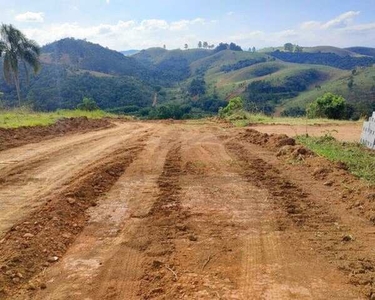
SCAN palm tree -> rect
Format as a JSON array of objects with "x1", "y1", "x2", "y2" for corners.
[{"x1": 0, "y1": 24, "x2": 41, "y2": 106}]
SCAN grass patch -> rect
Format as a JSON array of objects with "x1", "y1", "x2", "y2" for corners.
[
  {"x1": 0, "y1": 108, "x2": 116, "y2": 129},
  {"x1": 297, "y1": 134, "x2": 375, "y2": 183}
]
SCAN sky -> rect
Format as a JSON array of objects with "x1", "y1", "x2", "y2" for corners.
[{"x1": 1, "y1": 0, "x2": 375, "y2": 51}]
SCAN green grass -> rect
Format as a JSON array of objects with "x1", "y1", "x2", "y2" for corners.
[
  {"x1": 0, "y1": 108, "x2": 115, "y2": 129},
  {"x1": 297, "y1": 134, "x2": 375, "y2": 183}
]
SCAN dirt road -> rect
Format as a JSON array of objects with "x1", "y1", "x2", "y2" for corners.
[{"x1": 1, "y1": 121, "x2": 374, "y2": 299}]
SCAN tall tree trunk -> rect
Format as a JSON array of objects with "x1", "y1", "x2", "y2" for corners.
[
  {"x1": 12, "y1": 72, "x2": 21, "y2": 107},
  {"x1": 152, "y1": 92, "x2": 158, "y2": 107}
]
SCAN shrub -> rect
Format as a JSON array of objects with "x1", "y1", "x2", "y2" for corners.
[
  {"x1": 219, "y1": 97, "x2": 244, "y2": 118},
  {"x1": 307, "y1": 92, "x2": 349, "y2": 119},
  {"x1": 77, "y1": 97, "x2": 99, "y2": 111}
]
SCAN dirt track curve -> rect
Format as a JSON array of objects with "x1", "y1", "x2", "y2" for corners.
[{"x1": 1, "y1": 121, "x2": 375, "y2": 299}]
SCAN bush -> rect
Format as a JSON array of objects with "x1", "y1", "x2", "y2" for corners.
[
  {"x1": 77, "y1": 97, "x2": 99, "y2": 111},
  {"x1": 307, "y1": 92, "x2": 349, "y2": 119},
  {"x1": 219, "y1": 97, "x2": 244, "y2": 118}
]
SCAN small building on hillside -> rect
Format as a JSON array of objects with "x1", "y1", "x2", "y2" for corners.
[{"x1": 360, "y1": 112, "x2": 375, "y2": 149}]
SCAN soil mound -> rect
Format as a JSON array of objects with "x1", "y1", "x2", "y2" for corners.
[{"x1": 0, "y1": 117, "x2": 112, "y2": 151}]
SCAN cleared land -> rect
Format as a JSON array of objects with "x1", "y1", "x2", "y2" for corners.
[
  {"x1": 249, "y1": 122, "x2": 362, "y2": 142},
  {"x1": 1, "y1": 120, "x2": 375, "y2": 299}
]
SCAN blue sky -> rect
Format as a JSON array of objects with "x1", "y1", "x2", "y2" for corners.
[{"x1": 1, "y1": 0, "x2": 375, "y2": 50}]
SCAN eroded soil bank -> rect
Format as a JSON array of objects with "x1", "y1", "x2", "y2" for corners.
[{"x1": 0, "y1": 117, "x2": 113, "y2": 151}]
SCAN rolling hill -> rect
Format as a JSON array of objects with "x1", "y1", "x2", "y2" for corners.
[
  {"x1": 0, "y1": 38, "x2": 155, "y2": 111},
  {"x1": 1, "y1": 38, "x2": 375, "y2": 118}
]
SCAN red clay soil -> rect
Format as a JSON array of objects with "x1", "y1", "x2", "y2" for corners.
[
  {"x1": 0, "y1": 117, "x2": 113, "y2": 152},
  {"x1": 2, "y1": 123, "x2": 375, "y2": 299},
  {"x1": 232, "y1": 128, "x2": 375, "y2": 297},
  {"x1": 0, "y1": 134, "x2": 148, "y2": 297}
]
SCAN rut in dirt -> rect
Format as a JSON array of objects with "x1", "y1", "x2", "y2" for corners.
[
  {"x1": 0, "y1": 135, "x2": 149, "y2": 298},
  {"x1": 138, "y1": 142, "x2": 191, "y2": 299},
  {"x1": 226, "y1": 136, "x2": 375, "y2": 298}
]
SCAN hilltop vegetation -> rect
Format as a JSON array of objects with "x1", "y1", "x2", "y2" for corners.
[{"x1": 1, "y1": 38, "x2": 375, "y2": 119}]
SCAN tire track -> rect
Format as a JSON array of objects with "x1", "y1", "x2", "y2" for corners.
[
  {"x1": 0, "y1": 133, "x2": 150, "y2": 298},
  {"x1": 225, "y1": 140, "x2": 365, "y2": 299},
  {"x1": 0, "y1": 124, "x2": 150, "y2": 238},
  {"x1": 27, "y1": 128, "x2": 173, "y2": 300},
  {"x1": 138, "y1": 142, "x2": 187, "y2": 299}
]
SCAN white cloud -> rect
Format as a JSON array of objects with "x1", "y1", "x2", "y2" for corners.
[
  {"x1": 301, "y1": 11, "x2": 360, "y2": 30},
  {"x1": 15, "y1": 11, "x2": 44, "y2": 23},
  {"x1": 106, "y1": 0, "x2": 110, "y2": 4},
  {"x1": 227, "y1": 11, "x2": 234, "y2": 16},
  {"x1": 300, "y1": 21, "x2": 321, "y2": 30},
  {"x1": 321, "y1": 11, "x2": 360, "y2": 29},
  {"x1": 19, "y1": 11, "x2": 375, "y2": 51},
  {"x1": 23, "y1": 18, "x2": 209, "y2": 50}
]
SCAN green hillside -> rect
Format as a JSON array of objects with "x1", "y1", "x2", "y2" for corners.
[
  {"x1": 1, "y1": 38, "x2": 375, "y2": 119},
  {"x1": 282, "y1": 66, "x2": 375, "y2": 116},
  {"x1": 42, "y1": 38, "x2": 149, "y2": 78},
  {"x1": 0, "y1": 39, "x2": 155, "y2": 111},
  {"x1": 302, "y1": 46, "x2": 360, "y2": 57},
  {"x1": 346, "y1": 47, "x2": 375, "y2": 58}
]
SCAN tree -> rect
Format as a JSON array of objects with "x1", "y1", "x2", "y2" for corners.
[
  {"x1": 284, "y1": 43, "x2": 294, "y2": 52},
  {"x1": 214, "y1": 43, "x2": 229, "y2": 52},
  {"x1": 203, "y1": 41, "x2": 208, "y2": 49},
  {"x1": 163, "y1": 44, "x2": 166, "y2": 49},
  {"x1": 218, "y1": 97, "x2": 244, "y2": 118},
  {"x1": 348, "y1": 76, "x2": 354, "y2": 89},
  {"x1": 294, "y1": 45, "x2": 303, "y2": 52},
  {"x1": 229, "y1": 42, "x2": 243, "y2": 51},
  {"x1": 184, "y1": 44, "x2": 188, "y2": 50},
  {"x1": 188, "y1": 78, "x2": 206, "y2": 96},
  {"x1": 252, "y1": 47, "x2": 256, "y2": 53},
  {"x1": 0, "y1": 24, "x2": 41, "y2": 106},
  {"x1": 198, "y1": 41, "x2": 202, "y2": 48},
  {"x1": 307, "y1": 92, "x2": 348, "y2": 119},
  {"x1": 77, "y1": 97, "x2": 99, "y2": 111}
]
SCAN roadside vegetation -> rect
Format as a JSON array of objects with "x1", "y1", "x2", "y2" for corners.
[
  {"x1": 297, "y1": 133, "x2": 375, "y2": 183},
  {"x1": 218, "y1": 96, "x2": 360, "y2": 127},
  {"x1": 0, "y1": 108, "x2": 114, "y2": 129}
]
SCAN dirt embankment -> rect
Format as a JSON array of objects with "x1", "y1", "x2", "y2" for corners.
[{"x1": 0, "y1": 117, "x2": 113, "y2": 151}]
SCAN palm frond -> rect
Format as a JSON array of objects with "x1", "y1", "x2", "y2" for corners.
[
  {"x1": 25, "y1": 39, "x2": 41, "y2": 56},
  {"x1": 23, "y1": 49, "x2": 40, "y2": 74},
  {"x1": 0, "y1": 41, "x2": 7, "y2": 57},
  {"x1": 3, "y1": 52, "x2": 14, "y2": 84}
]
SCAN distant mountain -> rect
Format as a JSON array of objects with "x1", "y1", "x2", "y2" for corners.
[
  {"x1": 42, "y1": 38, "x2": 149, "y2": 78},
  {"x1": 302, "y1": 46, "x2": 359, "y2": 57},
  {"x1": 120, "y1": 50, "x2": 140, "y2": 56},
  {"x1": 346, "y1": 47, "x2": 375, "y2": 58}
]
